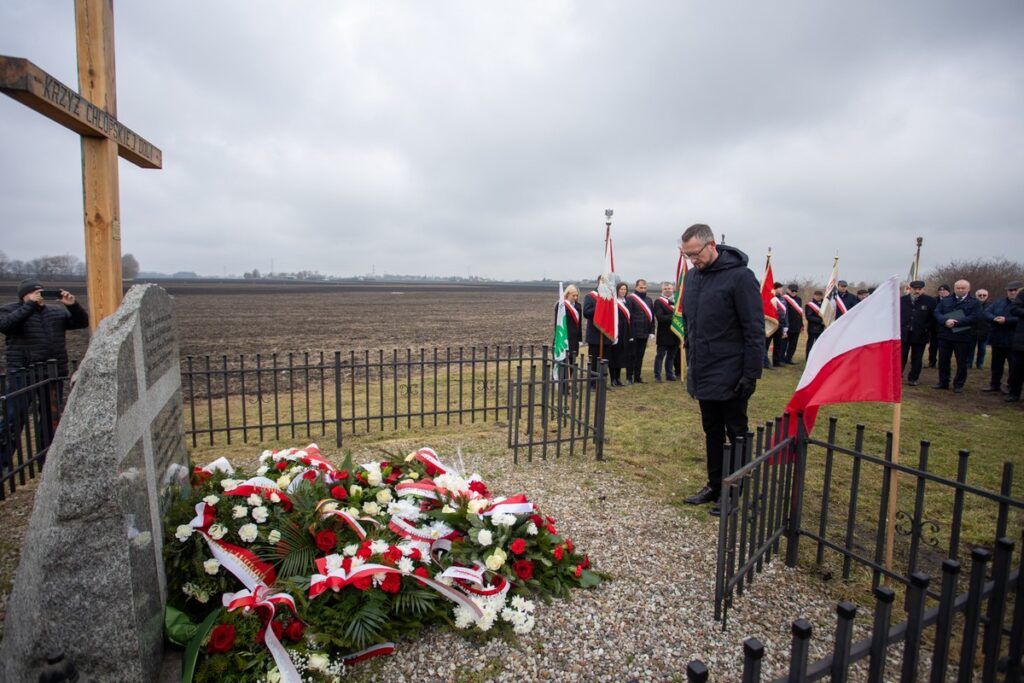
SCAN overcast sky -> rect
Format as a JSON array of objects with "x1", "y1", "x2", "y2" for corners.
[{"x1": 2, "y1": 1, "x2": 1022, "y2": 284}]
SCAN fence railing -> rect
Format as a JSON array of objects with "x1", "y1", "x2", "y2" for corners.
[
  {"x1": 0, "y1": 361, "x2": 67, "y2": 500},
  {"x1": 708, "y1": 413, "x2": 1024, "y2": 680}
]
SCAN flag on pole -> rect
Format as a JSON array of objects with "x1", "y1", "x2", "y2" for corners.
[
  {"x1": 760, "y1": 254, "x2": 780, "y2": 337},
  {"x1": 671, "y1": 252, "x2": 688, "y2": 343},
  {"x1": 593, "y1": 225, "x2": 618, "y2": 342},
  {"x1": 552, "y1": 282, "x2": 568, "y2": 380},
  {"x1": 785, "y1": 276, "x2": 902, "y2": 435},
  {"x1": 820, "y1": 256, "x2": 840, "y2": 327},
  {"x1": 906, "y1": 260, "x2": 917, "y2": 285}
]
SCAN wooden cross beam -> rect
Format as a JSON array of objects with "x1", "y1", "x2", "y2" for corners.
[{"x1": 0, "y1": 0, "x2": 162, "y2": 331}]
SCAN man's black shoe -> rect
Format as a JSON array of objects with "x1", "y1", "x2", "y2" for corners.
[
  {"x1": 982, "y1": 386, "x2": 1000, "y2": 392},
  {"x1": 634, "y1": 378, "x2": 644, "y2": 384},
  {"x1": 908, "y1": 380, "x2": 918, "y2": 386},
  {"x1": 684, "y1": 485, "x2": 717, "y2": 505},
  {"x1": 954, "y1": 387, "x2": 963, "y2": 394},
  {"x1": 654, "y1": 376, "x2": 662, "y2": 383},
  {"x1": 666, "y1": 375, "x2": 677, "y2": 381},
  {"x1": 709, "y1": 505, "x2": 721, "y2": 517}
]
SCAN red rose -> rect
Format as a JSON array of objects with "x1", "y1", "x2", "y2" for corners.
[
  {"x1": 330, "y1": 485, "x2": 348, "y2": 500},
  {"x1": 530, "y1": 514, "x2": 543, "y2": 528},
  {"x1": 510, "y1": 538, "x2": 527, "y2": 555},
  {"x1": 353, "y1": 575, "x2": 372, "y2": 591},
  {"x1": 574, "y1": 564, "x2": 583, "y2": 578},
  {"x1": 254, "y1": 620, "x2": 283, "y2": 645},
  {"x1": 468, "y1": 480, "x2": 490, "y2": 498},
  {"x1": 275, "y1": 460, "x2": 289, "y2": 471},
  {"x1": 315, "y1": 530, "x2": 337, "y2": 552},
  {"x1": 565, "y1": 538, "x2": 574, "y2": 554},
  {"x1": 191, "y1": 467, "x2": 212, "y2": 486},
  {"x1": 581, "y1": 554, "x2": 590, "y2": 569},
  {"x1": 383, "y1": 546, "x2": 403, "y2": 564},
  {"x1": 301, "y1": 456, "x2": 312, "y2": 466},
  {"x1": 409, "y1": 548, "x2": 423, "y2": 561},
  {"x1": 380, "y1": 573, "x2": 402, "y2": 594},
  {"x1": 553, "y1": 546, "x2": 564, "y2": 561},
  {"x1": 356, "y1": 472, "x2": 368, "y2": 484},
  {"x1": 413, "y1": 566, "x2": 430, "y2": 579},
  {"x1": 207, "y1": 624, "x2": 235, "y2": 653},
  {"x1": 513, "y1": 559, "x2": 534, "y2": 581},
  {"x1": 284, "y1": 620, "x2": 305, "y2": 641}
]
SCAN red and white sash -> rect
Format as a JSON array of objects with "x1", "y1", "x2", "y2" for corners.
[
  {"x1": 656, "y1": 296, "x2": 672, "y2": 311},
  {"x1": 616, "y1": 300, "x2": 631, "y2": 321},
  {"x1": 628, "y1": 293, "x2": 653, "y2": 322},
  {"x1": 783, "y1": 294, "x2": 804, "y2": 317},
  {"x1": 806, "y1": 300, "x2": 822, "y2": 315},
  {"x1": 835, "y1": 295, "x2": 848, "y2": 314},
  {"x1": 564, "y1": 302, "x2": 580, "y2": 326}
]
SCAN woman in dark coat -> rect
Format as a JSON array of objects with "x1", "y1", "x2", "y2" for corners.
[{"x1": 608, "y1": 282, "x2": 633, "y2": 386}]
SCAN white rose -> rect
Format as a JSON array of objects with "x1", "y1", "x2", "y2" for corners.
[
  {"x1": 218, "y1": 479, "x2": 238, "y2": 491},
  {"x1": 349, "y1": 484, "x2": 363, "y2": 497},
  {"x1": 485, "y1": 548, "x2": 507, "y2": 571},
  {"x1": 256, "y1": 465, "x2": 269, "y2": 476},
  {"x1": 174, "y1": 525, "x2": 193, "y2": 542},
  {"x1": 252, "y1": 506, "x2": 269, "y2": 523},
  {"x1": 362, "y1": 501, "x2": 380, "y2": 516},
  {"x1": 321, "y1": 501, "x2": 338, "y2": 513},
  {"x1": 408, "y1": 471, "x2": 420, "y2": 480},
  {"x1": 208, "y1": 524, "x2": 227, "y2": 540},
  {"x1": 203, "y1": 558, "x2": 220, "y2": 575},
  {"x1": 202, "y1": 495, "x2": 220, "y2": 506},
  {"x1": 307, "y1": 653, "x2": 330, "y2": 672},
  {"x1": 238, "y1": 523, "x2": 258, "y2": 543},
  {"x1": 367, "y1": 471, "x2": 383, "y2": 486},
  {"x1": 477, "y1": 529, "x2": 493, "y2": 547},
  {"x1": 266, "y1": 668, "x2": 281, "y2": 683},
  {"x1": 268, "y1": 529, "x2": 282, "y2": 544},
  {"x1": 375, "y1": 489, "x2": 392, "y2": 504},
  {"x1": 277, "y1": 475, "x2": 291, "y2": 488},
  {"x1": 467, "y1": 499, "x2": 488, "y2": 514},
  {"x1": 247, "y1": 493, "x2": 262, "y2": 506},
  {"x1": 232, "y1": 505, "x2": 248, "y2": 519}
]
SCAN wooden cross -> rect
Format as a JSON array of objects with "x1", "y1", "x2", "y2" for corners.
[{"x1": 0, "y1": 0, "x2": 161, "y2": 331}]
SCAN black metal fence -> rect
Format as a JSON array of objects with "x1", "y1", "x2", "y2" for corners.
[
  {"x1": 708, "y1": 413, "x2": 1024, "y2": 680},
  {"x1": 181, "y1": 345, "x2": 605, "y2": 461},
  {"x1": 0, "y1": 361, "x2": 68, "y2": 500}
]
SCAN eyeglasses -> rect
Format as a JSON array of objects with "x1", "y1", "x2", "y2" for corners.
[{"x1": 680, "y1": 241, "x2": 710, "y2": 260}]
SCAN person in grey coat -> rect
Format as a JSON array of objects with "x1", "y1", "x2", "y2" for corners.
[{"x1": 679, "y1": 224, "x2": 763, "y2": 514}]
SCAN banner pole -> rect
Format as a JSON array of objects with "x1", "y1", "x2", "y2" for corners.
[{"x1": 884, "y1": 402, "x2": 902, "y2": 582}]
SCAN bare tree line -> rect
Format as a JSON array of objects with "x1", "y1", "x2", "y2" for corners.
[{"x1": 0, "y1": 252, "x2": 139, "y2": 280}]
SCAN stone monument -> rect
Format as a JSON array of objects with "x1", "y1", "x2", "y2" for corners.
[{"x1": 0, "y1": 284, "x2": 188, "y2": 682}]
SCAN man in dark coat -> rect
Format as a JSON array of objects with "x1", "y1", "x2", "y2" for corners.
[
  {"x1": 766, "y1": 282, "x2": 787, "y2": 367},
  {"x1": 986, "y1": 281, "x2": 1021, "y2": 396},
  {"x1": 679, "y1": 224, "x2": 763, "y2": 515},
  {"x1": 582, "y1": 276, "x2": 611, "y2": 384},
  {"x1": 804, "y1": 290, "x2": 825, "y2": 357},
  {"x1": 899, "y1": 280, "x2": 936, "y2": 386},
  {"x1": 653, "y1": 281, "x2": 679, "y2": 382},
  {"x1": 928, "y1": 284, "x2": 951, "y2": 367},
  {"x1": 933, "y1": 279, "x2": 982, "y2": 393},
  {"x1": 834, "y1": 280, "x2": 859, "y2": 318},
  {"x1": 626, "y1": 279, "x2": 654, "y2": 383},
  {"x1": 1, "y1": 279, "x2": 89, "y2": 473},
  {"x1": 782, "y1": 284, "x2": 804, "y2": 364},
  {"x1": 1006, "y1": 289, "x2": 1024, "y2": 402}
]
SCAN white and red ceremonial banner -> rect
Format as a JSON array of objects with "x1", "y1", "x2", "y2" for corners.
[
  {"x1": 552, "y1": 282, "x2": 568, "y2": 380},
  {"x1": 785, "y1": 276, "x2": 902, "y2": 435},
  {"x1": 820, "y1": 256, "x2": 840, "y2": 327},
  {"x1": 760, "y1": 256, "x2": 780, "y2": 337},
  {"x1": 593, "y1": 226, "x2": 618, "y2": 342}
]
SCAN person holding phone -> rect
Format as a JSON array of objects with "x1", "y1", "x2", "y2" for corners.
[{"x1": 1, "y1": 279, "x2": 89, "y2": 474}]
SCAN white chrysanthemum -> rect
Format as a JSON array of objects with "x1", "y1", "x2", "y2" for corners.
[
  {"x1": 325, "y1": 554, "x2": 343, "y2": 571},
  {"x1": 513, "y1": 614, "x2": 536, "y2": 634},
  {"x1": 269, "y1": 492, "x2": 281, "y2": 504},
  {"x1": 202, "y1": 494, "x2": 220, "y2": 506},
  {"x1": 397, "y1": 540, "x2": 431, "y2": 558},
  {"x1": 256, "y1": 465, "x2": 269, "y2": 476},
  {"x1": 510, "y1": 596, "x2": 535, "y2": 612},
  {"x1": 491, "y1": 512, "x2": 517, "y2": 527},
  {"x1": 526, "y1": 522, "x2": 538, "y2": 536},
  {"x1": 259, "y1": 450, "x2": 274, "y2": 463},
  {"x1": 476, "y1": 529, "x2": 493, "y2": 547},
  {"x1": 428, "y1": 521, "x2": 454, "y2": 539},
  {"x1": 375, "y1": 489, "x2": 392, "y2": 504},
  {"x1": 370, "y1": 539, "x2": 389, "y2": 555},
  {"x1": 268, "y1": 529, "x2": 281, "y2": 544},
  {"x1": 238, "y1": 523, "x2": 258, "y2": 543},
  {"x1": 453, "y1": 605, "x2": 476, "y2": 629},
  {"x1": 387, "y1": 499, "x2": 423, "y2": 521},
  {"x1": 398, "y1": 557, "x2": 414, "y2": 573},
  {"x1": 175, "y1": 525, "x2": 193, "y2": 542},
  {"x1": 252, "y1": 506, "x2": 269, "y2": 523},
  {"x1": 501, "y1": 607, "x2": 516, "y2": 623},
  {"x1": 362, "y1": 501, "x2": 380, "y2": 516},
  {"x1": 208, "y1": 523, "x2": 227, "y2": 540},
  {"x1": 218, "y1": 479, "x2": 238, "y2": 491},
  {"x1": 246, "y1": 493, "x2": 262, "y2": 506},
  {"x1": 434, "y1": 473, "x2": 468, "y2": 494},
  {"x1": 203, "y1": 558, "x2": 220, "y2": 575},
  {"x1": 350, "y1": 556, "x2": 365, "y2": 569},
  {"x1": 232, "y1": 505, "x2": 248, "y2": 519},
  {"x1": 343, "y1": 544, "x2": 358, "y2": 557},
  {"x1": 477, "y1": 612, "x2": 496, "y2": 632}
]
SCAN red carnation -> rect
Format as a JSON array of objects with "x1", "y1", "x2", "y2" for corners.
[
  {"x1": 330, "y1": 485, "x2": 348, "y2": 500},
  {"x1": 381, "y1": 573, "x2": 402, "y2": 594},
  {"x1": 510, "y1": 538, "x2": 527, "y2": 555},
  {"x1": 275, "y1": 460, "x2": 289, "y2": 471},
  {"x1": 409, "y1": 548, "x2": 423, "y2": 561},
  {"x1": 530, "y1": 514, "x2": 543, "y2": 528},
  {"x1": 301, "y1": 456, "x2": 312, "y2": 466},
  {"x1": 574, "y1": 564, "x2": 583, "y2": 578},
  {"x1": 413, "y1": 566, "x2": 430, "y2": 579},
  {"x1": 353, "y1": 575, "x2": 372, "y2": 591},
  {"x1": 334, "y1": 470, "x2": 349, "y2": 480},
  {"x1": 468, "y1": 480, "x2": 490, "y2": 498},
  {"x1": 356, "y1": 546, "x2": 372, "y2": 561},
  {"x1": 546, "y1": 523, "x2": 558, "y2": 535},
  {"x1": 383, "y1": 546, "x2": 403, "y2": 564},
  {"x1": 284, "y1": 620, "x2": 305, "y2": 641},
  {"x1": 546, "y1": 515, "x2": 556, "y2": 524},
  {"x1": 191, "y1": 468, "x2": 212, "y2": 486},
  {"x1": 566, "y1": 538, "x2": 574, "y2": 554},
  {"x1": 314, "y1": 530, "x2": 337, "y2": 552},
  {"x1": 582, "y1": 554, "x2": 590, "y2": 569},
  {"x1": 553, "y1": 546, "x2": 564, "y2": 561},
  {"x1": 513, "y1": 559, "x2": 534, "y2": 581},
  {"x1": 207, "y1": 624, "x2": 236, "y2": 653}
]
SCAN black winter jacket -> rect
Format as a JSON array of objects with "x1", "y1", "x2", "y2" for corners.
[
  {"x1": 653, "y1": 296, "x2": 679, "y2": 347},
  {"x1": 0, "y1": 300, "x2": 89, "y2": 375},
  {"x1": 934, "y1": 295, "x2": 982, "y2": 342},
  {"x1": 627, "y1": 292, "x2": 654, "y2": 337},
  {"x1": 681, "y1": 245, "x2": 764, "y2": 401},
  {"x1": 986, "y1": 296, "x2": 1018, "y2": 348},
  {"x1": 805, "y1": 300, "x2": 825, "y2": 336},
  {"x1": 900, "y1": 294, "x2": 936, "y2": 345},
  {"x1": 1011, "y1": 292, "x2": 1024, "y2": 352}
]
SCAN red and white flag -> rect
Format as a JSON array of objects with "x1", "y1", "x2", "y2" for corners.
[
  {"x1": 760, "y1": 257, "x2": 779, "y2": 337},
  {"x1": 785, "y1": 276, "x2": 902, "y2": 435},
  {"x1": 593, "y1": 225, "x2": 618, "y2": 342}
]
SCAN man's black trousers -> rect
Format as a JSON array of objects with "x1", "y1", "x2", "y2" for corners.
[{"x1": 698, "y1": 396, "x2": 749, "y2": 497}]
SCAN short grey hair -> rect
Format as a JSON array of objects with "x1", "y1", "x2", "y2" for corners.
[{"x1": 681, "y1": 223, "x2": 714, "y2": 244}]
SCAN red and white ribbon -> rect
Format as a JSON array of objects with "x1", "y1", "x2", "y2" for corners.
[
  {"x1": 481, "y1": 494, "x2": 534, "y2": 517},
  {"x1": 408, "y1": 447, "x2": 447, "y2": 475},
  {"x1": 342, "y1": 642, "x2": 396, "y2": 664},
  {"x1": 395, "y1": 479, "x2": 446, "y2": 500},
  {"x1": 317, "y1": 504, "x2": 380, "y2": 541},
  {"x1": 440, "y1": 562, "x2": 510, "y2": 597},
  {"x1": 189, "y1": 502, "x2": 277, "y2": 589},
  {"x1": 389, "y1": 516, "x2": 458, "y2": 543},
  {"x1": 223, "y1": 477, "x2": 294, "y2": 511},
  {"x1": 222, "y1": 586, "x2": 302, "y2": 683}
]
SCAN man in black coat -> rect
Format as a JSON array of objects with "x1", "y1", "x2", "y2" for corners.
[
  {"x1": 1, "y1": 279, "x2": 89, "y2": 473},
  {"x1": 968, "y1": 288, "x2": 991, "y2": 369},
  {"x1": 933, "y1": 279, "x2": 982, "y2": 393},
  {"x1": 653, "y1": 281, "x2": 679, "y2": 382},
  {"x1": 782, "y1": 284, "x2": 804, "y2": 364},
  {"x1": 766, "y1": 282, "x2": 787, "y2": 367},
  {"x1": 834, "y1": 280, "x2": 859, "y2": 318},
  {"x1": 1006, "y1": 288, "x2": 1024, "y2": 402},
  {"x1": 804, "y1": 290, "x2": 826, "y2": 357},
  {"x1": 984, "y1": 281, "x2": 1020, "y2": 394},
  {"x1": 928, "y1": 284, "x2": 951, "y2": 367},
  {"x1": 899, "y1": 280, "x2": 936, "y2": 386},
  {"x1": 626, "y1": 279, "x2": 654, "y2": 383},
  {"x1": 679, "y1": 224, "x2": 763, "y2": 515}
]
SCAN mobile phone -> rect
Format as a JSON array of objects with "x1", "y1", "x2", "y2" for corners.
[{"x1": 40, "y1": 290, "x2": 63, "y2": 300}]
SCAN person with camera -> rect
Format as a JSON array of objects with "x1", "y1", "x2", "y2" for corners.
[{"x1": 1, "y1": 280, "x2": 89, "y2": 475}]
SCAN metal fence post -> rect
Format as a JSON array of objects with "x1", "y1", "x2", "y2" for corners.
[
  {"x1": 785, "y1": 414, "x2": 807, "y2": 568},
  {"x1": 741, "y1": 638, "x2": 763, "y2": 683}
]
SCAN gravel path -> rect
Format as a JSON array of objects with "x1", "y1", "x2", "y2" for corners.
[{"x1": 346, "y1": 444, "x2": 852, "y2": 682}]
